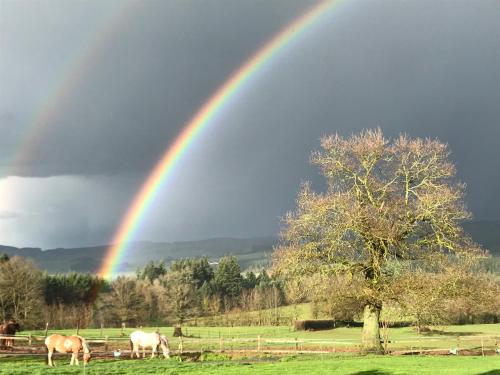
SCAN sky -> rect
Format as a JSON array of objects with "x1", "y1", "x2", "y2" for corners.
[{"x1": 0, "y1": 0, "x2": 499, "y2": 249}]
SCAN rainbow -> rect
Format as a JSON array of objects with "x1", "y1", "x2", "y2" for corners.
[{"x1": 99, "y1": 0, "x2": 338, "y2": 278}]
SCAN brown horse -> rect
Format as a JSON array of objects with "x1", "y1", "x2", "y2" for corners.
[
  {"x1": 45, "y1": 334, "x2": 91, "y2": 366},
  {"x1": 0, "y1": 319, "x2": 21, "y2": 348}
]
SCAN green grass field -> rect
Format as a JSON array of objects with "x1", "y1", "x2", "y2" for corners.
[
  {"x1": 1, "y1": 354, "x2": 499, "y2": 375},
  {"x1": 2, "y1": 324, "x2": 499, "y2": 374}
]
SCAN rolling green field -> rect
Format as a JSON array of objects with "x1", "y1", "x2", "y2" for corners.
[{"x1": 1, "y1": 354, "x2": 499, "y2": 375}]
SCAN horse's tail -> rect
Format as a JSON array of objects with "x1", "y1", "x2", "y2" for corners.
[{"x1": 129, "y1": 339, "x2": 134, "y2": 358}]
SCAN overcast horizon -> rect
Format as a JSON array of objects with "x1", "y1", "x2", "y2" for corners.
[{"x1": 1, "y1": 0, "x2": 499, "y2": 249}]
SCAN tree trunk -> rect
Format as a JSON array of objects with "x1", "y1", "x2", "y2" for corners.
[
  {"x1": 362, "y1": 303, "x2": 383, "y2": 353},
  {"x1": 173, "y1": 325, "x2": 183, "y2": 337}
]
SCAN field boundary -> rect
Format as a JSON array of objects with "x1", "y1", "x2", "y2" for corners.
[{"x1": 1, "y1": 333, "x2": 499, "y2": 358}]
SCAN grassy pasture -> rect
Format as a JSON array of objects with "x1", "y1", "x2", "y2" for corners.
[
  {"x1": 22, "y1": 323, "x2": 500, "y2": 352},
  {"x1": 0, "y1": 354, "x2": 499, "y2": 375},
  {"x1": 1, "y1": 324, "x2": 498, "y2": 374}
]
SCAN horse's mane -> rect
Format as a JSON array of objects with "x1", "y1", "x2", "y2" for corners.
[{"x1": 73, "y1": 335, "x2": 90, "y2": 353}]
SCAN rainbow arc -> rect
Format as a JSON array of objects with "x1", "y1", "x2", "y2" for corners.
[{"x1": 96, "y1": 0, "x2": 339, "y2": 278}]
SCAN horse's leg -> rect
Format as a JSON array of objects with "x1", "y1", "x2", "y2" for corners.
[
  {"x1": 142, "y1": 346, "x2": 145, "y2": 358},
  {"x1": 70, "y1": 353, "x2": 74, "y2": 365},
  {"x1": 151, "y1": 345, "x2": 156, "y2": 359},
  {"x1": 47, "y1": 349, "x2": 53, "y2": 366},
  {"x1": 74, "y1": 351, "x2": 79, "y2": 366}
]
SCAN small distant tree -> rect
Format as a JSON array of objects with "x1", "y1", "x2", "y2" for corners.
[
  {"x1": 242, "y1": 271, "x2": 258, "y2": 289},
  {"x1": 137, "y1": 260, "x2": 168, "y2": 282},
  {"x1": 283, "y1": 278, "x2": 306, "y2": 320},
  {"x1": 43, "y1": 273, "x2": 103, "y2": 328},
  {"x1": 214, "y1": 256, "x2": 243, "y2": 310},
  {"x1": 274, "y1": 129, "x2": 485, "y2": 352},
  {"x1": 170, "y1": 257, "x2": 214, "y2": 288},
  {"x1": 104, "y1": 276, "x2": 147, "y2": 326},
  {"x1": 0, "y1": 256, "x2": 44, "y2": 326},
  {"x1": 162, "y1": 269, "x2": 198, "y2": 325}
]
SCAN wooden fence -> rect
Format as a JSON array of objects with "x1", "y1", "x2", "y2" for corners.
[{"x1": 1, "y1": 334, "x2": 499, "y2": 357}]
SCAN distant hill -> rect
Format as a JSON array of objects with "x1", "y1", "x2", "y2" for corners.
[
  {"x1": 0, "y1": 220, "x2": 498, "y2": 275},
  {"x1": 0, "y1": 236, "x2": 278, "y2": 274}
]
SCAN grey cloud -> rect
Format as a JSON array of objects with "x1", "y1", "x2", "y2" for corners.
[
  {"x1": 0, "y1": 0, "x2": 316, "y2": 177},
  {"x1": 0, "y1": 211, "x2": 20, "y2": 220},
  {"x1": 0, "y1": 0, "x2": 499, "y2": 247}
]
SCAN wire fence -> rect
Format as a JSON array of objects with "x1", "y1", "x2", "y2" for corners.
[{"x1": 1, "y1": 333, "x2": 499, "y2": 358}]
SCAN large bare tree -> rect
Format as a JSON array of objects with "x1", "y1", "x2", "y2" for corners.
[{"x1": 274, "y1": 129, "x2": 485, "y2": 352}]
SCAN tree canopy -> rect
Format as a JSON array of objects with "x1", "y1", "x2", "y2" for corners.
[{"x1": 274, "y1": 129, "x2": 486, "y2": 352}]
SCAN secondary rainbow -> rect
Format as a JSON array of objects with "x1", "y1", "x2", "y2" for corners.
[
  {"x1": 0, "y1": 2, "x2": 136, "y2": 181},
  {"x1": 0, "y1": 2, "x2": 137, "y2": 216},
  {"x1": 99, "y1": 0, "x2": 338, "y2": 278}
]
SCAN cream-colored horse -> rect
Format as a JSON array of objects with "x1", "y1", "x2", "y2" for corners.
[
  {"x1": 130, "y1": 330, "x2": 170, "y2": 359},
  {"x1": 45, "y1": 334, "x2": 91, "y2": 366}
]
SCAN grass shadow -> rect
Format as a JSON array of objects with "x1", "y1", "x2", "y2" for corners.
[{"x1": 350, "y1": 371, "x2": 392, "y2": 375}]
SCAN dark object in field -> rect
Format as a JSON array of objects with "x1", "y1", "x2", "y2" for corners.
[
  {"x1": 293, "y1": 320, "x2": 336, "y2": 331},
  {"x1": 293, "y1": 320, "x2": 410, "y2": 331},
  {"x1": 0, "y1": 319, "x2": 21, "y2": 347},
  {"x1": 173, "y1": 326, "x2": 183, "y2": 337},
  {"x1": 294, "y1": 320, "x2": 365, "y2": 331}
]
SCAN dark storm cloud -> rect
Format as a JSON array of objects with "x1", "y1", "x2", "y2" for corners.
[
  {"x1": 164, "y1": 0, "x2": 500, "y2": 232},
  {"x1": 0, "y1": 0, "x2": 317, "y2": 177},
  {"x1": 0, "y1": 0, "x2": 499, "y2": 247}
]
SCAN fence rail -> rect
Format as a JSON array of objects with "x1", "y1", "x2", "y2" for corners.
[{"x1": 1, "y1": 333, "x2": 499, "y2": 357}]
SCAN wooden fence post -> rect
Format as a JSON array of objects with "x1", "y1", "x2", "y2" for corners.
[
  {"x1": 219, "y1": 336, "x2": 224, "y2": 352},
  {"x1": 481, "y1": 338, "x2": 484, "y2": 357},
  {"x1": 295, "y1": 337, "x2": 298, "y2": 352},
  {"x1": 257, "y1": 335, "x2": 261, "y2": 351},
  {"x1": 100, "y1": 322, "x2": 104, "y2": 337},
  {"x1": 44, "y1": 322, "x2": 49, "y2": 338},
  {"x1": 456, "y1": 336, "x2": 460, "y2": 355},
  {"x1": 179, "y1": 336, "x2": 183, "y2": 354},
  {"x1": 28, "y1": 334, "x2": 32, "y2": 347},
  {"x1": 104, "y1": 335, "x2": 109, "y2": 353}
]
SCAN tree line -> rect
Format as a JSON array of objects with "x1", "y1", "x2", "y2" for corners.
[
  {"x1": 0, "y1": 250, "x2": 497, "y2": 332},
  {"x1": 0, "y1": 254, "x2": 285, "y2": 329}
]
